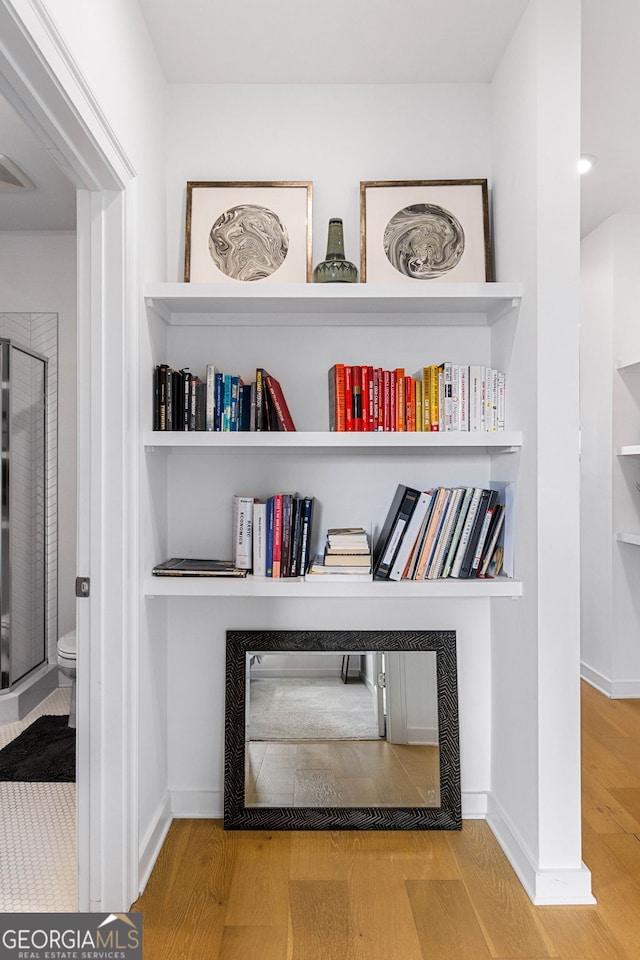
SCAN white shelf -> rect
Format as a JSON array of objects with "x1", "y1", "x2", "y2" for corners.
[
  {"x1": 616, "y1": 533, "x2": 640, "y2": 546},
  {"x1": 144, "y1": 575, "x2": 523, "y2": 599},
  {"x1": 143, "y1": 430, "x2": 523, "y2": 452},
  {"x1": 616, "y1": 445, "x2": 640, "y2": 456},
  {"x1": 145, "y1": 281, "x2": 523, "y2": 327},
  {"x1": 616, "y1": 358, "x2": 640, "y2": 373}
]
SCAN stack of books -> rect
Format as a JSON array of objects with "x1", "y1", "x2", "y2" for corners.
[
  {"x1": 372, "y1": 483, "x2": 506, "y2": 582},
  {"x1": 329, "y1": 362, "x2": 505, "y2": 433},
  {"x1": 233, "y1": 493, "x2": 315, "y2": 578},
  {"x1": 305, "y1": 527, "x2": 373, "y2": 583},
  {"x1": 153, "y1": 364, "x2": 295, "y2": 432}
]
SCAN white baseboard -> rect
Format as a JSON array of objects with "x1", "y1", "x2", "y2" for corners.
[
  {"x1": 170, "y1": 789, "x2": 224, "y2": 818},
  {"x1": 462, "y1": 791, "x2": 488, "y2": 818},
  {"x1": 487, "y1": 795, "x2": 595, "y2": 904},
  {"x1": 137, "y1": 796, "x2": 172, "y2": 896},
  {"x1": 580, "y1": 662, "x2": 640, "y2": 698}
]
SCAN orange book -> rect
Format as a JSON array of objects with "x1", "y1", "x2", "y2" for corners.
[{"x1": 395, "y1": 368, "x2": 405, "y2": 431}]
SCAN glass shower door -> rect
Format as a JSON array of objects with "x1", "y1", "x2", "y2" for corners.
[{"x1": 0, "y1": 339, "x2": 47, "y2": 690}]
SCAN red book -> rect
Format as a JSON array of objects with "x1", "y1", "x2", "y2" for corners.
[
  {"x1": 328, "y1": 363, "x2": 346, "y2": 431},
  {"x1": 389, "y1": 369, "x2": 397, "y2": 432},
  {"x1": 264, "y1": 372, "x2": 296, "y2": 431},
  {"x1": 352, "y1": 365, "x2": 363, "y2": 431},
  {"x1": 383, "y1": 369, "x2": 391, "y2": 432},
  {"x1": 367, "y1": 366, "x2": 375, "y2": 431},
  {"x1": 361, "y1": 365, "x2": 370, "y2": 431},
  {"x1": 272, "y1": 493, "x2": 283, "y2": 578},
  {"x1": 344, "y1": 365, "x2": 353, "y2": 431}
]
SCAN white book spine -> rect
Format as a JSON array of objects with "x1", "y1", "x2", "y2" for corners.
[
  {"x1": 483, "y1": 367, "x2": 493, "y2": 432},
  {"x1": 252, "y1": 501, "x2": 266, "y2": 577},
  {"x1": 441, "y1": 362, "x2": 454, "y2": 431},
  {"x1": 469, "y1": 365, "x2": 484, "y2": 432},
  {"x1": 438, "y1": 369, "x2": 444, "y2": 431},
  {"x1": 491, "y1": 368, "x2": 499, "y2": 432},
  {"x1": 450, "y1": 363, "x2": 460, "y2": 432},
  {"x1": 458, "y1": 365, "x2": 469, "y2": 432},
  {"x1": 232, "y1": 495, "x2": 254, "y2": 569},
  {"x1": 496, "y1": 371, "x2": 506, "y2": 432}
]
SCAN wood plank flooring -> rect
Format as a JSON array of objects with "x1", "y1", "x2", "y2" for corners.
[
  {"x1": 132, "y1": 682, "x2": 640, "y2": 959},
  {"x1": 246, "y1": 740, "x2": 440, "y2": 807}
]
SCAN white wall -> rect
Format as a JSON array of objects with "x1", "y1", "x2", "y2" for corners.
[
  {"x1": 581, "y1": 214, "x2": 640, "y2": 695},
  {"x1": 0, "y1": 229, "x2": 76, "y2": 636},
  {"x1": 491, "y1": 0, "x2": 586, "y2": 901},
  {"x1": 166, "y1": 83, "x2": 491, "y2": 282}
]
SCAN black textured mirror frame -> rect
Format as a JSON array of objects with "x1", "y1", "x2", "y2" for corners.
[{"x1": 224, "y1": 629, "x2": 461, "y2": 830}]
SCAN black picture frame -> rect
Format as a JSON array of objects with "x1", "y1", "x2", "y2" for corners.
[{"x1": 224, "y1": 629, "x2": 461, "y2": 830}]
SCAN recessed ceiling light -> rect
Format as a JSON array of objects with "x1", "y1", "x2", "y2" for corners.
[
  {"x1": 578, "y1": 154, "x2": 597, "y2": 175},
  {"x1": 0, "y1": 155, "x2": 35, "y2": 191}
]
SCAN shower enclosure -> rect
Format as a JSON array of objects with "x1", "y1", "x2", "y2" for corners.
[{"x1": 0, "y1": 339, "x2": 47, "y2": 691}]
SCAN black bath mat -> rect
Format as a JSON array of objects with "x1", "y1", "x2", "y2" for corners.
[{"x1": 0, "y1": 714, "x2": 75, "y2": 782}]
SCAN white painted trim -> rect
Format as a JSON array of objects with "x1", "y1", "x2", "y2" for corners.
[
  {"x1": 581, "y1": 662, "x2": 640, "y2": 699},
  {"x1": 0, "y1": 0, "x2": 139, "y2": 913},
  {"x1": 407, "y1": 726, "x2": 438, "y2": 746},
  {"x1": 461, "y1": 791, "x2": 488, "y2": 818},
  {"x1": 171, "y1": 790, "x2": 224, "y2": 818},
  {"x1": 137, "y1": 796, "x2": 172, "y2": 896},
  {"x1": 487, "y1": 795, "x2": 595, "y2": 905}
]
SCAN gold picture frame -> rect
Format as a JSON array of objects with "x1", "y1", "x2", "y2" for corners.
[
  {"x1": 184, "y1": 181, "x2": 313, "y2": 283},
  {"x1": 360, "y1": 179, "x2": 492, "y2": 284}
]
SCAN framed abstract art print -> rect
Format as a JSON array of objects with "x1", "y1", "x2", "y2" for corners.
[{"x1": 185, "y1": 181, "x2": 313, "y2": 283}]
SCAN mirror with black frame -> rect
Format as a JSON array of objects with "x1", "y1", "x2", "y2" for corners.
[{"x1": 224, "y1": 629, "x2": 461, "y2": 830}]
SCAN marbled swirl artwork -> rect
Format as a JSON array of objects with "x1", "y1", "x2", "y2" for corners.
[
  {"x1": 208, "y1": 203, "x2": 289, "y2": 281},
  {"x1": 383, "y1": 203, "x2": 465, "y2": 279}
]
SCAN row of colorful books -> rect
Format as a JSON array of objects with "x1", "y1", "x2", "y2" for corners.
[
  {"x1": 372, "y1": 484, "x2": 506, "y2": 581},
  {"x1": 233, "y1": 493, "x2": 314, "y2": 577},
  {"x1": 153, "y1": 364, "x2": 295, "y2": 432},
  {"x1": 329, "y1": 363, "x2": 506, "y2": 433}
]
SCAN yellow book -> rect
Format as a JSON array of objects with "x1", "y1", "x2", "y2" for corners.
[
  {"x1": 421, "y1": 367, "x2": 431, "y2": 432},
  {"x1": 415, "y1": 379, "x2": 423, "y2": 432}
]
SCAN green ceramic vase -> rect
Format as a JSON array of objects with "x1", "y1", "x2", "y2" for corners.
[{"x1": 313, "y1": 218, "x2": 358, "y2": 283}]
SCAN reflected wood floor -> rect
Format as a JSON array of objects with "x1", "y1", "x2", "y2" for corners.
[
  {"x1": 132, "y1": 682, "x2": 640, "y2": 959},
  {"x1": 246, "y1": 740, "x2": 440, "y2": 807}
]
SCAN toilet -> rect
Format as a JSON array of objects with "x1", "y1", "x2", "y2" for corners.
[{"x1": 57, "y1": 630, "x2": 76, "y2": 728}]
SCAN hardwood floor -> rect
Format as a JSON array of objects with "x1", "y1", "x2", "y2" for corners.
[
  {"x1": 132, "y1": 682, "x2": 640, "y2": 959},
  {"x1": 246, "y1": 740, "x2": 440, "y2": 807}
]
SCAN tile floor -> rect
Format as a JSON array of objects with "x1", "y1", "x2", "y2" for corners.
[{"x1": 0, "y1": 687, "x2": 76, "y2": 911}]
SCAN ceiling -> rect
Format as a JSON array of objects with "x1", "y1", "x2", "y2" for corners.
[{"x1": 0, "y1": 0, "x2": 637, "y2": 238}]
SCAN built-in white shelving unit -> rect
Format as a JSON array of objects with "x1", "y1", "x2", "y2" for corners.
[
  {"x1": 143, "y1": 430, "x2": 523, "y2": 451},
  {"x1": 144, "y1": 574, "x2": 522, "y2": 599},
  {"x1": 145, "y1": 281, "x2": 522, "y2": 326},
  {"x1": 145, "y1": 281, "x2": 522, "y2": 600},
  {"x1": 615, "y1": 532, "x2": 640, "y2": 546}
]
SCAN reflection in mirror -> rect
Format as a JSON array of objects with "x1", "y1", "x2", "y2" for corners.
[
  {"x1": 245, "y1": 651, "x2": 440, "y2": 809},
  {"x1": 225, "y1": 631, "x2": 460, "y2": 831}
]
